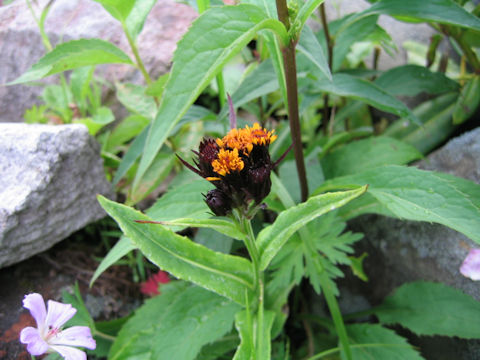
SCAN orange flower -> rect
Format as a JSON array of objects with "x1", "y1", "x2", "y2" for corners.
[{"x1": 211, "y1": 148, "x2": 244, "y2": 176}]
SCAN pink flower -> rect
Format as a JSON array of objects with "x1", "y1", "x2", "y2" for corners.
[
  {"x1": 140, "y1": 271, "x2": 170, "y2": 296},
  {"x1": 460, "y1": 248, "x2": 480, "y2": 281},
  {"x1": 20, "y1": 293, "x2": 96, "y2": 360}
]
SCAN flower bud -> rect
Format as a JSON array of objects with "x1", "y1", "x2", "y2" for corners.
[{"x1": 205, "y1": 189, "x2": 232, "y2": 216}]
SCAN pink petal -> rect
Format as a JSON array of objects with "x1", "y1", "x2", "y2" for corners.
[
  {"x1": 19, "y1": 327, "x2": 49, "y2": 356},
  {"x1": 460, "y1": 248, "x2": 480, "y2": 281},
  {"x1": 50, "y1": 345, "x2": 87, "y2": 360},
  {"x1": 23, "y1": 293, "x2": 47, "y2": 331},
  {"x1": 50, "y1": 326, "x2": 96, "y2": 350},
  {"x1": 46, "y1": 300, "x2": 77, "y2": 329}
]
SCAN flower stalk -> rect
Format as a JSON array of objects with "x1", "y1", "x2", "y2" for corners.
[{"x1": 275, "y1": 0, "x2": 309, "y2": 202}]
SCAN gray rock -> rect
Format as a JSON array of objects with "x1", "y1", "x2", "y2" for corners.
[
  {"x1": 0, "y1": 123, "x2": 114, "y2": 268},
  {"x1": 347, "y1": 128, "x2": 480, "y2": 359},
  {"x1": 0, "y1": 0, "x2": 196, "y2": 122}
]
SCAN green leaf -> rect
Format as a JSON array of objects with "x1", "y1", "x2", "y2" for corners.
[
  {"x1": 295, "y1": 0, "x2": 327, "y2": 32},
  {"x1": 297, "y1": 25, "x2": 332, "y2": 81},
  {"x1": 217, "y1": 59, "x2": 279, "y2": 122},
  {"x1": 93, "y1": 0, "x2": 134, "y2": 22},
  {"x1": 314, "y1": 165, "x2": 480, "y2": 244},
  {"x1": 453, "y1": 76, "x2": 480, "y2": 124},
  {"x1": 112, "y1": 123, "x2": 149, "y2": 187},
  {"x1": 116, "y1": 83, "x2": 157, "y2": 119},
  {"x1": 194, "y1": 227, "x2": 233, "y2": 254},
  {"x1": 109, "y1": 281, "x2": 241, "y2": 360},
  {"x1": 128, "y1": 151, "x2": 175, "y2": 204},
  {"x1": 195, "y1": 333, "x2": 239, "y2": 360},
  {"x1": 62, "y1": 283, "x2": 95, "y2": 330},
  {"x1": 374, "y1": 282, "x2": 480, "y2": 339},
  {"x1": 9, "y1": 39, "x2": 133, "y2": 84},
  {"x1": 360, "y1": 0, "x2": 480, "y2": 32},
  {"x1": 258, "y1": 186, "x2": 367, "y2": 270},
  {"x1": 77, "y1": 107, "x2": 115, "y2": 135},
  {"x1": 321, "y1": 136, "x2": 423, "y2": 179},
  {"x1": 126, "y1": 0, "x2": 157, "y2": 40},
  {"x1": 342, "y1": 324, "x2": 424, "y2": 360},
  {"x1": 146, "y1": 178, "x2": 213, "y2": 231},
  {"x1": 159, "y1": 218, "x2": 246, "y2": 241},
  {"x1": 384, "y1": 93, "x2": 457, "y2": 154},
  {"x1": 233, "y1": 310, "x2": 275, "y2": 360},
  {"x1": 105, "y1": 114, "x2": 149, "y2": 153},
  {"x1": 90, "y1": 236, "x2": 137, "y2": 286},
  {"x1": 134, "y1": 4, "x2": 288, "y2": 191},
  {"x1": 310, "y1": 74, "x2": 420, "y2": 125},
  {"x1": 375, "y1": 65, "x2": 460, "y2": 96},
  {"x1": 98, "y1": 196, "x2": 254, "y2": 305}
]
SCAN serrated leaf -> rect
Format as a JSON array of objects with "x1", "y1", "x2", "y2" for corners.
[
  {"x1": 258, "y1": 186, "x2": 367, "y2": 270},
  {"x1": 360, "y1": 0, "x2": 480, "y2": 32},
  {"x1": 98, "y1": 196, "x2": 254, "y2": 305},
  {"x1": 375, "y1": 65, "x2": 459, "y2": 96},
  {"x1": 374, "y1": 282, "x2": 480, "y2": 339},
  {"x1": 321, "y1": 136, "x2": 423, "y2": 179},
  {"x1": 134, "y1": 4, "x2": 288, "y2": 191},
  {"x1": 310, "y1": 74, "x2": 420, "y2": 125},
  {"x1": 314, "y1": 165, "x2": 480, "y2": 244},
  {"x1": 109, "y1": 281, "x2": 241, "y2": 360},
  {"x1": 343, "y1": 324, "x2": 424, "y2": 360},
  {"x1": 9, "y1": 39, "x2": 133, "y2": 84}
]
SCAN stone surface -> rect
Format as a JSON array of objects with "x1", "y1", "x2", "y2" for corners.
[
  {"x1": 0, "y1": 123, "x2": 114, "y2": 268},
  {"x1": 0, "y1": 0, "x2": 197, "y2": 122},
  {"x1": 346, "y1": 128, "x2": 480, "y2": 359}
]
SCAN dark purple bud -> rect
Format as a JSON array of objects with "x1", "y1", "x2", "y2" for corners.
[
  {"x1": 198, "y1": 138, "x2": 220, "y2": 174},
  {"x1": 247, "y1": 165, "x2": 272, "y2": 203},
  {"x1": 205, "y1": 189, "x2": 232, "y2": 216}
]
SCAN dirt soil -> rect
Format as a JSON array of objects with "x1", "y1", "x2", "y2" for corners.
[{"x1": 0, "y1": 224, "x2": 142, "y2": 360}]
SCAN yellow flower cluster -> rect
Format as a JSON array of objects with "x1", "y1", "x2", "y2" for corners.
[{"x1": 210, "y1": 123, "x2": 277, "y2": 177}]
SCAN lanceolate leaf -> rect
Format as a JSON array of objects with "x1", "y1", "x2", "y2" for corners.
[
  {"x1": 310, "y1": 74, "x2": 420, "y2": 125},
  {"x1": 321, "y1": 136, "x2": 423, "y2": 179},
  {"x1": 93, "y1": 0, "x2": 134, "y2": 22},
  {"x1": 297, "y1": 25, "x2": 332, "y2": 81},
  {"x1": 295, "y1": 0, "x2": 327, "y2": 32},
  {"x1": 258, "y1": 186, "x2": 368, "y2": 270},
  {"x1": 134, "y1": 4, "x2": 288, "y2": 191},
  {"x1": 90, "y1": 236, "x2": 136, "y2": 287},
  {"x1": 375, "y1": 65, "x2": 459, "y2": 96},
  {"x1": 314, "y1": 165, "x2": 480, "y2": 244},
  {"x1": 125, "y1": 0, "x2": 158, "y2": 40},
  {"x1": 9, "y1": 39, "x2": 133, "y2": 84},
  {"x1": 98, "y1": 196, "x2": 254, "y2": 305},
  {"x1": 360, "y1": 0, "x2": 480, "y2": 32},
  {"x1": 374, "y1": 282, "x2": 480, "y2": 339},
  {"x1": 109, "y1": 282, "x2": 241, "y2": 360},
  {"x1": 155, "y1": 218, "x2": 246, "y2": 241}
]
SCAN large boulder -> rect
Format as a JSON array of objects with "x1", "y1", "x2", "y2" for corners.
[
  {"x1": 0, "y1": 0, "x2": 197, "y2": 122},
  {"x1": 0, "y1": 123, "x2": 114, "y2": 268}
]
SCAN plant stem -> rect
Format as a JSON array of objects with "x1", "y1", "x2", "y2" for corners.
[
  {"x1": 123, "y1": 23, "x2": 152, "y2": 85},
  {"x1": 276, "y1": 0, "x2": 309, "y2": 202},
  {"x1": 94, "y1": 330, "x2": 117, "y2": 342},
  {"x1": 240, "y1": 214, "x2": 266, "y2": 359},
  {"x1": 216, "y1": 71, "x2": 226, "y2": 108},
  {"x1": 319, "y1": 3, "x2": 333, "y2": 136}
]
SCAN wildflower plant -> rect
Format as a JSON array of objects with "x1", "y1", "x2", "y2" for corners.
[
  {"x1": 20, "y1": 293, "x2": 96, "y2": 360},
  {"x1": 12, "y1": 0, "x2": 480, "y2": 358}
]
